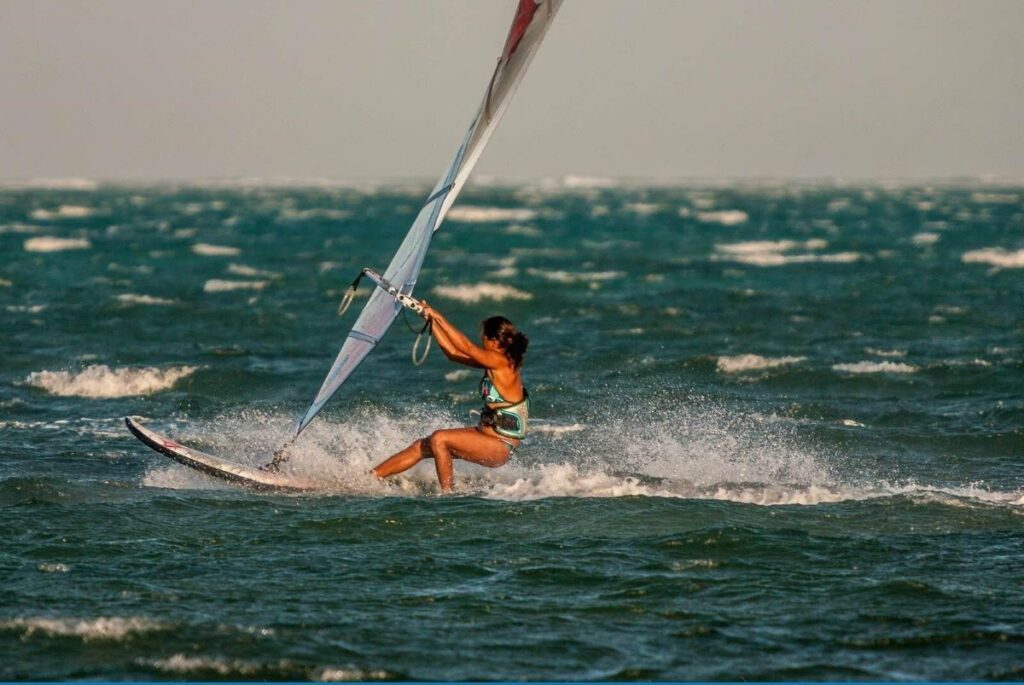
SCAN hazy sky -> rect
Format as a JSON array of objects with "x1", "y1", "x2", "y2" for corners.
[{"x1": 2, "y1": 0, "x2": 1022, "y2": 181}]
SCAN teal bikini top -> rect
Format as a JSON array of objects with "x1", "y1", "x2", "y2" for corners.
[{"x1": 480, "y1": 372, "x2": 529, "y2": 440}]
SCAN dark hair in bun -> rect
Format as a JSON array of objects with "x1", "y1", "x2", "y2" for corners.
[{"x1": 481, "y1": 316, "x2": 529, "y2": 368}]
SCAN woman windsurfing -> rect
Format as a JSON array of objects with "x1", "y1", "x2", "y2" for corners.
[{"x1": 372, "y1": 307, "x2": 529, "y2": 491}]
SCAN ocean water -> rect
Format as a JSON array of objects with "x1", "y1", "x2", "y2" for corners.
[{"x1": 1, "y1": 178, "x2": 1023, "y2": 680}]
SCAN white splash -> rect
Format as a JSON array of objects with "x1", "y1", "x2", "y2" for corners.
[
  {"x1": 716, "y1": 354, "x2": 806, "y2": 373},
  {"x1": 444, "y1": 369, "x2": 474, "y2": 382},
  {"x1": 26, "y1": 364, "x2": 198, "y2": 398},
  {"x1": 203, "y1": 279, "x2": 268, "y2": 293},
  {"x1": 432, "y1": 283, "x2": 532, "y2": 303},
  {"x1": 833, "y1": 361, "x2": 917, "y2": 374},
  {"x1": 962, "y1": 247, "x2": 1024, "y2": 268},
  {"x1": 446, "y1": 206, "x2": 537, "y2": 223},
  {"x1": 138, "y1": 405, "x2": 1024, "y2": 509},
  {"x1": 192, "y1": 243, "x2": 240, "y2": 257},
  {"x1": 23, "y1": 236, "x2": 91, "y2": 252}
]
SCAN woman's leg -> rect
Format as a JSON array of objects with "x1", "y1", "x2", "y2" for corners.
[
  {"x1": 372, "y1": 438, "x2": 430, "y2": 479},
  {"x1": 427, "y1": 427, "x2": 510, "y2": 491}
]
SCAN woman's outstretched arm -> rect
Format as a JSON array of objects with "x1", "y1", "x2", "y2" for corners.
[
  {"x1": 431, "y1": 322, "x2": 482, "y2": 367},
  {"x1": 422, "y1": 302, "x2": 506, "y2": 370}
]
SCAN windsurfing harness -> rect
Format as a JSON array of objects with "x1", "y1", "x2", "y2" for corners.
[{"x1": 479, "y1": 371, "x2": 529, "y2": 440}]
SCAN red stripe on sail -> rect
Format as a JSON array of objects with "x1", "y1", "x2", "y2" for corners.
[{"x1": 502, "y1": 0, "x2": 541, "y2": 59}]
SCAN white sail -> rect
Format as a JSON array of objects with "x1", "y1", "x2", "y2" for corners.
[{"x1": 294, "y1": 0, "x2": 563, "y2": 435}]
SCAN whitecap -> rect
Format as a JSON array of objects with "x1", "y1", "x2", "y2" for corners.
[
  {"x1": 503, "y1": 224, "x2": 541, "y2": 237},
  {"x1": 278, "y1": 207, "x2": 351, "y2": 221},
  {"x1": 832, "y1": 361, "x2": 917, "y2": 374},
  {"x1": 203, "y1": 279, "x2": 267, "y2": 293},
  {"x1": 29, "y1": 205, "x2": 94, "y2": 220},
  {"x1": 562, "y1": 175, "x2": 618, "y2": 189},
  {"x1": 25, "y1": 364, "x2": 198, "y2": 398},
  {"x1": 525, "y1": 268, "x2": 623, "y2": 283},
  {"x1": 864, "y1": 347, "x2": 907, "y2": 358},
  {"x1": 0, "y1": 222, "x2": 43, "y2": 234},
  {"x1": 446, "y1": 206, "x2": 537, "y2": 223},
  {"x1": 431, "y1": 283, "x2": 532, "y2": 303},
  {"x1": 696, "y1": 209, "x2": 748, "y2": 225},
  {"x1": 116, "y1": 293, "x2": 177, "y2": 306},
  {"x1": 961, "y1": 247, "x2": 1024, "y2": 268},
  {"x1": 970, "y1": 192, "x2": 1019, "y2": 204},
  {"x1": 624, "y1": 202, "x2": 660, "y2": 215},
  {"x1": 37, "y1": 562, "x2": 71, "y2": 573},
  {"x1": 912, "y1": 232, "x2": 940, "y2": 246},
  {"x1": 1, "y1": 616, "x2": 163, "y2": 641},
  {"x1": 724, "y1": 251, "x2": 862, "y2": 267},
  {"x1": 192, "y1": 243, "x2": 240, "y2": 257},
  {"x1": 715, "y1": 239, "x2": 828, "y2": 255},
  {"x1": 23, "y1": 236, "x2": 91, "y2": 252},
  {"x1": 716, "y1": 354, "x2": 805, "y2": 373},
  {"x1": 0, "y1": 278, "x2": 11, "y2": 287},
  {"x1": 227, "y1": 263, "x2": 281, "y2": 278}
]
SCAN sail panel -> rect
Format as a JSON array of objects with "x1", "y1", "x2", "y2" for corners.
[{"x1": 295, "y1": 0, "x2": 563, "y2": 435}]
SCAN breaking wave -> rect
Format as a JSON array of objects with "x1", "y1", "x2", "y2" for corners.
[{"x1": 26, "y1": 364, "x2": 198, "y2": 398}]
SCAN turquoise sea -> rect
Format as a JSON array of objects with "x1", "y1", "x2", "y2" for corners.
[{"x1": 1, "y1": 179, "x2": 1022, "y2": 680}]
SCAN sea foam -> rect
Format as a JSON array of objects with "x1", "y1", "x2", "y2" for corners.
[{"x1": 26, "y1": 364, "x2": 198, "y2": 398}]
